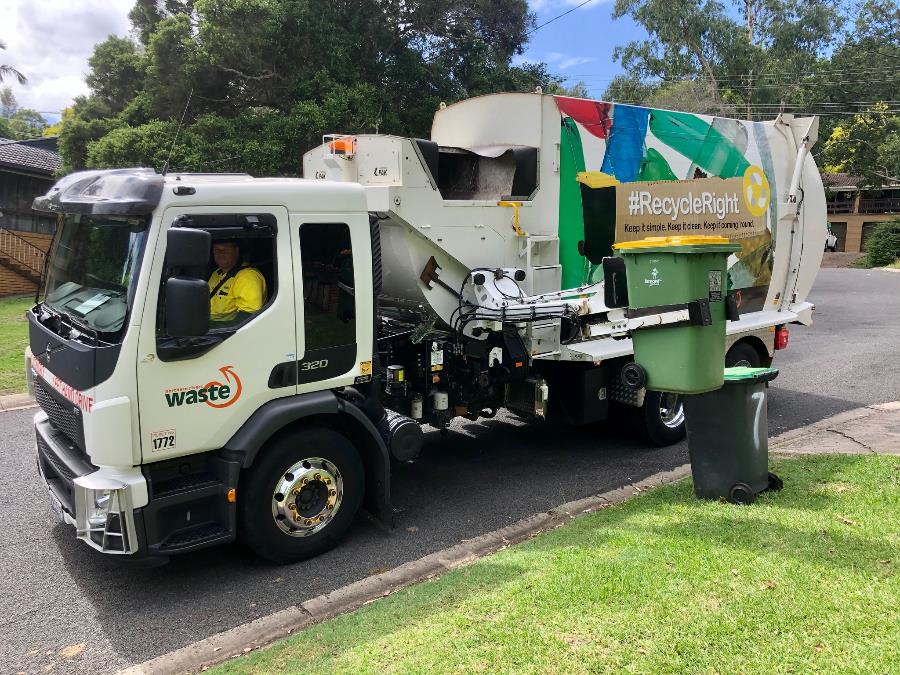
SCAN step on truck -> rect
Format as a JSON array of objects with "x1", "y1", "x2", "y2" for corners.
[{"x1": 26, "y1": 92, "x2": 826, "y2": 563}]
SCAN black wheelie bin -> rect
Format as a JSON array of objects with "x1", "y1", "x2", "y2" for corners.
[{"x1": 683, "y1": 366, "x2": 783, "y2": 504}]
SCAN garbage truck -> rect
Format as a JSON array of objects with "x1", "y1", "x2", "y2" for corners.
[{"x1": 26, "y1": 92, "x2": 826, "y2": 562}]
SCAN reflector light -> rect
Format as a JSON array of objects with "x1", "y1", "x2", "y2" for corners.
[
  {"x1": 325, "y1": 135, "x2": 356, "y2": 157},
  {"x1": 774, "y1": 326, "x2": 789, "y2": 350}
]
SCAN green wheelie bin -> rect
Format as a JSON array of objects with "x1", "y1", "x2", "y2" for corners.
[
  {"x1": 683, "y1": 366, "x2": 783, "y2": 504},
  {"x1": 613, "y1": 235, "x2": 741, "y2": 394}
]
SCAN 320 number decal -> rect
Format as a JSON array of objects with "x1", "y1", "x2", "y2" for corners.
[{"x1": 300, "y1": 359, "x2": 329, "y2": 371}]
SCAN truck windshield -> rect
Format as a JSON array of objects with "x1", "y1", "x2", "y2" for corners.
[{"x1": 42, "y1": 213, "x2": 148, "y2": 336}]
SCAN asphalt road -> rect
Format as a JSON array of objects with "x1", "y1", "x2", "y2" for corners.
[{"x1": 2, "y1": 268, "x2": 899, "y2": 675}]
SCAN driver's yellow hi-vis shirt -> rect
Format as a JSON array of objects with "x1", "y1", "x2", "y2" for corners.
[{"x1": 208, "y1": 265, "x2": 267, "y2": 322}]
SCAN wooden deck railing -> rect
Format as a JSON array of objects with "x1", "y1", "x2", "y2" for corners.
[{"x1": 0, "y1": 228, "x2": 46, "y2": 281}]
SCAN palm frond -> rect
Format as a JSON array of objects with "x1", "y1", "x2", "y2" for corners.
[{"x1": 0, "y1": 65, "x2": 27, "y2": 85}]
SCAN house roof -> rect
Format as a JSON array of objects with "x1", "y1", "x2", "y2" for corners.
[
  {"x1": 823, "y1": 172, "x2": 900, "y2": 191},
  {"x1": 822, "y1": 172, "x2": 864, "y2": 190},
  {"x1": 0, "y1": 137, "x2": 61, "y2": 175}
]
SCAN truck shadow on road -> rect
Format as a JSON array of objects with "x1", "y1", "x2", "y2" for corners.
[{"x1": 50, "y1": 387, "x2": 865, "y2": 666}]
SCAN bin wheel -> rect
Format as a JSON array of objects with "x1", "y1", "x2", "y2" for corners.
[
  {"x1": 621, "y1": 362, "x2": 647, "y2": 390},
  {"x1": 767, "y1": 472, "x2": 784, "y2": 492},
  {"x1": 729, "y1": 482, "x2": 756, "y2": 505}
]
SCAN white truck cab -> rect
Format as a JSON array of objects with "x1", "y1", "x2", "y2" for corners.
[{"x1": 28, "y1": 169, "x2": 391, "y2": 562}]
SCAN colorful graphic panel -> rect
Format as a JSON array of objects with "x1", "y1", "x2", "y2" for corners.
[{"x1": 554, "y1": 97, "x2": 776, "y2": 311}]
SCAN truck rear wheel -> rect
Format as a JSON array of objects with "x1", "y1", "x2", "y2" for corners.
[
  {"x1": 238, "y1": 427, "x2": 364, "y2": 564},
  {"x1": 640, "y1": 390, "x2": 686, "y2": 446},
  {"x1": 725, "y1": 341, "x2": 762, "y2": 368}
]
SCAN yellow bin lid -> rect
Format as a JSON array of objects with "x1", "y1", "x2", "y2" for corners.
[{"x1": 613, "y1": 235, "x2": 731, "y2": 250}]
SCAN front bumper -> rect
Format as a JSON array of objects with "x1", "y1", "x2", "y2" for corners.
[
  {"x1": 35, "y1": 412, "x2": 145, "y2": 554},
  {"x1": 35, "y1": 412, "x2": 240, "y2": 559}
]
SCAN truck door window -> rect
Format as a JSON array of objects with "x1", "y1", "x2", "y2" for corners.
[
  {"x1": 300, "y1": 223, "x2": 356, "y2": 352},
  {"x1": 156, "y1": 213, "x2": 278, "y2": 359}
]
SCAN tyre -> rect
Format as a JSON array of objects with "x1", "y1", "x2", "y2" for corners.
[
  {"x1": 238, "y1": 427, "x2": 364, "y2": 564},
  {"x1": 729, "y1": 482, "x2": 756, "y2": 505},
  {"x1": 640, "y1": 390, "x2": 686, "y2": 446},
  {"x1": 725, "y1": 341, "x2": 762, "y2": 368}
]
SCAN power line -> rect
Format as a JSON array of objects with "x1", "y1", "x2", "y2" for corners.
[
  {"x1": 584, "y1": 99, "x2": 900, "y2": 107},
  {"x1": 592, "y1": 101, "x2": 900, "y2": 117},
  {"x1": 565, "y1": 71, "x2": 900, "y2": 84},
  {"x1": 562, "y1": 66, "x2": 900, "y2": 85},
  {"x1": 527, "y1": 0, "x2": 597, "y2": 36}
]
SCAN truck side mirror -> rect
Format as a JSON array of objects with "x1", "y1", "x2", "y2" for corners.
[
  {"x1": 167, "y1": 227, "x2": 210, "y2": 267},
  {"x1": 165, "y1": 277, "x2": 210, "y2": 337}
]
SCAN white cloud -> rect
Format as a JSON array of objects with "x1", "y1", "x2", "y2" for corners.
[
  {"x1": 558, "y1": 56, "x2": 598, "y2": 69},
  {"x1": 539, "y1": 52, "x2": 598, "y2": 70},
  {"x1": 0, "y1": 0, "x2": 133, "y2": 115}
]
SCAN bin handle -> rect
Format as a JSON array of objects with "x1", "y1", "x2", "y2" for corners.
[{"x1": 626, "y1": 298, "x2": 712, "y2": 327}]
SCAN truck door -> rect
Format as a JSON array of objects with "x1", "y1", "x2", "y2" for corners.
[
  {"x1": 290, "y1": 214, "x2": 374, "y2": 394},
  {"x1": 135, "y1": 206, "x2": 296, "y2": 461}
]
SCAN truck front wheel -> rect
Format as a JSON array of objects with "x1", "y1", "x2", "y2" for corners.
[{"x1": 238, "y1": 427, "x2": 364, "y2": 564}]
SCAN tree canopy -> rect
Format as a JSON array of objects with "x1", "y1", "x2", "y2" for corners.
[
  {"x1": 824, "y1": 103, "x2": 900, "y2": 185},
  {"x1": 55, "y1": 0, "x2": 900, "y2": 182},
  {"x1": 1, "y1": 87, "x2": 48, "y2": 140},
  {"x1": 61, "y1": 0, "x2": 558, "y2": 175}
]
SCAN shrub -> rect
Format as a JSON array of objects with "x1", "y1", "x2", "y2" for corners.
[{"x1": 864, "y1": 218, "x2": 900, "y2": 268}]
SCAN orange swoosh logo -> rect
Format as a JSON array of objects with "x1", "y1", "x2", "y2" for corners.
[{"x1": 205, "y1": 365, "x2": 242, "y2": 408}]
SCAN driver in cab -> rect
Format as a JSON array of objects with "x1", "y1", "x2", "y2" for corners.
[{"x1": 208, "y1": 241, "x2": 267, "y2": 324}]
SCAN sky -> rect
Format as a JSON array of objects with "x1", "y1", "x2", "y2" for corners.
[{"x1": 0, "y1": 0, "x2": 647, "y2": 122}]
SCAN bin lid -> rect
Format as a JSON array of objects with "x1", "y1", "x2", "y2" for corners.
[
  {"x1": 613, "y1": 235, "x2": 740, "y2": 253},
  {"x1": 723, "y1": 366, "x2": 779, "y2": 384},
  {"x1": 576, "y1": 171, "x2": 621, "y2": 189}
]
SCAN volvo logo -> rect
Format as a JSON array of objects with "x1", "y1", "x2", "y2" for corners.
[{"x1": 42, "y1": 342, "x2": 65, "y2": 364}]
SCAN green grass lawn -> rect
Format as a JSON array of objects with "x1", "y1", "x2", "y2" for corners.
[
  {"x1": 0, "y1": 295, "x2": 31, "y2": 395},
  {"x1": 216, "y1": 454, "x2": 900, "y2": 674}
]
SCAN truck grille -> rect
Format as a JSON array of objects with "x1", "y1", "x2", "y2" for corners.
[
  {"x1": 35, "y1": 419, "x2": 97, "y2": 516},
  {"x1": 37, "y1": 432, "x2": 76, "y2": 481},
  {"x1": 33, "y1": 376, "x2": 85, "y2": 451}
]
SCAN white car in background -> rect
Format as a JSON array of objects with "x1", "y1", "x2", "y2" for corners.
[{"x1": 825, "y1": 222, "x2": 838, "y2": 252}]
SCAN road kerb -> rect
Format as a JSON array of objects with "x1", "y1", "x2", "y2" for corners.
[
  {"x1": 0, "y1": 392, "x2": 35, "y2": 412},
  {"x1": 118, "y1": 465, "x2": 691, "y2": 675}
]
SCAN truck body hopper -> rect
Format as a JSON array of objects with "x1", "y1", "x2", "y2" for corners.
[{"x1": 303, "y1": 93, "x2": 826, "y2": 334}]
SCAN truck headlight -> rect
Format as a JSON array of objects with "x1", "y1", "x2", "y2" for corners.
[
  {"x1": 73, "y1": 481, "x2": 137, "y2": 554},
  {"x1": 87, "y1": 489, "x2": 112, "y2": 527}
]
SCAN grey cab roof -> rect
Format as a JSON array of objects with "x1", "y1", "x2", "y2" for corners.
[{"x1": 33, "y1": 167, "x2": 367, "y2": 216}]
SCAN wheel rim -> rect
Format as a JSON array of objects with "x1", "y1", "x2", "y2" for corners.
[
  {"x1": 732, "y1": 358, "x2": 753, "y2": 368},
  {"x1": 271, "y1": 457, "x2": 343, "y2": 537},
  {"x1": 659, "y1": 392, "x2": 684, "y2": 429}
]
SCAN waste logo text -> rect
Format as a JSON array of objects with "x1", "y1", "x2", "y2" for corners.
[{"x1": 164, "y1": 365, "x2": 242, "y2": 409}]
